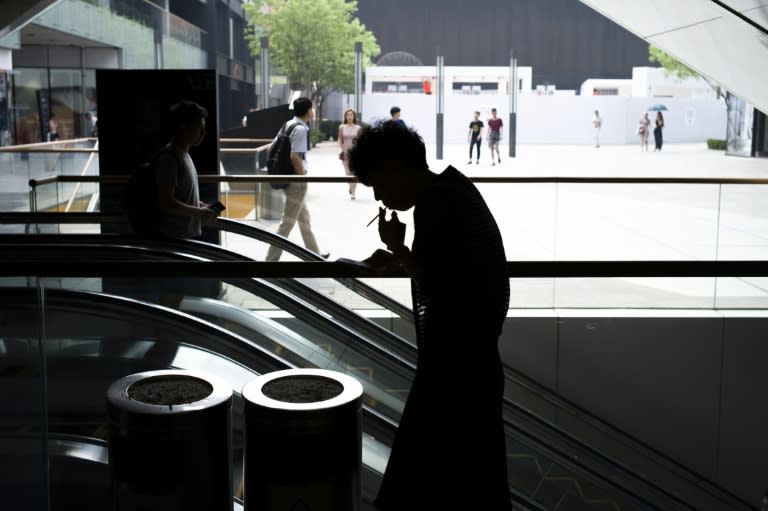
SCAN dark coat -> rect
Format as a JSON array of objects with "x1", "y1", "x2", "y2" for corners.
[{"x1": 375, "y1": 166, "x2": 511, "y2": 510}]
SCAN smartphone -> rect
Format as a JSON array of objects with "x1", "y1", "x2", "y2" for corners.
[{"x1": 209, "y1": 201, "x2": 226, "y2": 214}]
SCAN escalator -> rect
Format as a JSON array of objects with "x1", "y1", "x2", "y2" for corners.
[{"x1": 0, "y1": 227, "x2": 756, "y2": 510}]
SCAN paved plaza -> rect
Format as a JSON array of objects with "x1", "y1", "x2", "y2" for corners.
[
  {"x1": 3, "y1": 140, "x2": 768, "y2": 309},
  {"x1": 223, "y1": 141, "x2": 768, "y2": 309}
]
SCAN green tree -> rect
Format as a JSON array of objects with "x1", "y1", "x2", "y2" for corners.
[
  {"x1": 648, "y1": 45, "x2": 699, "y2": 80},
  {"x1": 648, "y1": 45, "x2": 726, "y2": 99},
  {"x1": 244, "y1": 0, "x2": 380, "y2": 125}
]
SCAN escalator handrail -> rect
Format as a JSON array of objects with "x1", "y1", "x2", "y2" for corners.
[
  {"x1": 0, "y1": 236, "x2": 761, "y2": 509},
  {"x1": 215, "y1": 217, "x2": 414, "y2": 320},
  {"x1": 2, "y1": 285, "x2": 399, "y2": 438},
  {"x1": 0, "y1": 246, "x2": 717, "y2": 510},
  {"x1": 0, "y1": 237, "x2": 420, "y2": 377},
  {"x1": 6, "y1": 286, "x2": 660, "y2": 511},
  {"x1": 501, "y1": 366, "x2": 757, "y2": 511},
  {"x1": 41, "y1": 434, "x2": 547, "y2": 511},
  {"x1": 0, "y1": 212, "x2": 414, "y2": 318},
  {"x1": 0, "y1": 231, "x2": 420, "y2": 362},
  {"x1": 501, "y1": 412, "x2": 665, "y2": 511}
]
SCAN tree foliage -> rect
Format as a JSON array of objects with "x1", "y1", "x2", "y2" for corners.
[
  {"x1": 648, "y1": 45, "x2": 726, "y2": 100},
  {"x1": 244, "y1": 0, "x2": 380, "y2": 120},
  {"x1": 648, "y1": 45, "x2": 699, "y2": 80}
]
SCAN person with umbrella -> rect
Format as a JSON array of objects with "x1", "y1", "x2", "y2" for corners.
[
  {"x1": 648, "y1": 104, "x2": 667, "y2": 152},
  {"x1": 653, "y1": 114, "x2": 665, "y2": 152}
]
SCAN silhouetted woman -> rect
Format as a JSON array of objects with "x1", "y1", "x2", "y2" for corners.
[
  {"x1": 653, "y1": 111, "x2": 664, "y2": 151},
  {"x1": 348, "y1": 121, "x2": 511, "y2": 510}
]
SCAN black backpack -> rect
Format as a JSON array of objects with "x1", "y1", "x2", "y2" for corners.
[
  {"x1": 122, "y1": 147, "x2": 182, "y2": 235},
  {"x1": 266, "y1": 121, "x2": 299, "y2": 189}
]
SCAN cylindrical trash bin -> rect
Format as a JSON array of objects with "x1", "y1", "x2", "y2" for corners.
[
  {"x1": 107, "y1": 370, "x2": 233, "y2": 511},
  {"x1": 242, "y1": 369, "x2": 363, "y2": 511}
]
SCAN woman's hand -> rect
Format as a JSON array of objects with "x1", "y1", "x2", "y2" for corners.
[
  {"x1": 363, "y1": 249, "x2": 401, "y2": 273},
  {"x1": 378, "y1": 207, "x2": 406, "y2": 250}
]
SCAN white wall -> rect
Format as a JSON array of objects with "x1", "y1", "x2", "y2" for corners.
[
  {"x1": 496, "y1": 312, "x2": 768, "y2": 507},
  {"x1": 362, "y1": 93, "x2": 727, "y2": 144},
  {"x1": 0, "y1": 49, "x2": 12, "y2": 70},
  {"x1": 632, "y1": 67, "x2": 717, "y2": 100}
]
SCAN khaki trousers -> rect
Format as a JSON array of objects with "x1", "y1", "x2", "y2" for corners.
[{"x1": 265, "y1": 182, "x2": 320, "y2": 261}]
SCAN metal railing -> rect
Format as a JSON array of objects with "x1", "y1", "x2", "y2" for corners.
[{"x1": 0, "y1": 215, "x2": 763, "y2": 511}]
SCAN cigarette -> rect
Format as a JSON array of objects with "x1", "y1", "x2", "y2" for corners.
[{"x1": 366, "y1": 213, "x2": 379, "y2": 227}]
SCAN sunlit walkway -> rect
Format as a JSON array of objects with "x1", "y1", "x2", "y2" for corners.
[{"x1": 224, "y1": 141, "x2": 768, "y2": 309}]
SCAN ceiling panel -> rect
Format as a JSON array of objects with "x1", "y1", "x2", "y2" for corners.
[
  {"x1": 722, "y1": 0, "x2": 768, "y2": 31},
  {"x1": 580, "y1": 0, "x2": 768, "y2": 112},
  {"x1": 649, "y1": 15, "x2": 768, "y2": 109},
  {"x1": 579, "y1": 0, "x2": 724, "y2": 38},
  {"x1": 0, "y1": 0, "x2": 61, "y2": 39},
  {"x1": 21, "y1": 24, "x2": 112, "y2": 48}
]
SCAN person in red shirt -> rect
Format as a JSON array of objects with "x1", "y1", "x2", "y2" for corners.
[{"x1": 486, "y1": 108, "x2": 503, "y2": 166}]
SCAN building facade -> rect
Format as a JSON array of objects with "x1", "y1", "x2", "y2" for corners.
[
  {"x1": 356, "y1": 0, "x2": 651, "y2": 92},
  {"x1": 0, "y1": 0, "x2": 256, "y2": 146}
]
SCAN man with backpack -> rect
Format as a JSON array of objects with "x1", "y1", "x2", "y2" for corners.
[
  {"x1": 265, "y1": 96, "x2": 327, "y2": 261},
  {"x1": 154, "y1": 100, "x2": 218, "y2": 238}
]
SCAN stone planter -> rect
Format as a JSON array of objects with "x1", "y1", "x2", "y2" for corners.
[
  {"x1": 242, "y1": 369, "x2": 363, "y2": 511},
  {"x1": 106, "y1": 370, "x2": 233, "y2": 511}
]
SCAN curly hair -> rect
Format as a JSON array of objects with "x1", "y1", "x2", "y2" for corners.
[
  {"x1": 346, "y1": 121, "x2": 428, "y2": 186},
  {"x1": 169, "y1": 100, "x2": 207, "y2": 131}
]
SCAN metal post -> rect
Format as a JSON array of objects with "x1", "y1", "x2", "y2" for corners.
[
  {"x1": 37, "y1": 277, "x2": 50, "y2": 511},
  {"x1": 436, "y1": 54, "x2": 444, "y2": 160},
  {"x1": 260, "y1": 37, "x2": 270, "y2": 109},
  {"x1": 509, "y1": 50, "x2": 517, "y2": 158},
  {"x1": 354, "y1": 42, "x2": 362, "y2": 121}
]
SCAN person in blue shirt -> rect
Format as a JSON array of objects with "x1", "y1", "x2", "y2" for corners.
[{"x1": 390, "y1": 106, "x2": 406, "y2": 128}]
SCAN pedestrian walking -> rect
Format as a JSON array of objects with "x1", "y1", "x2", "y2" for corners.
[
  {"x1": 638, "y1": 112, "x2": 651, "y2": 152},
  {"x1": 487, "y1": 108, "x2": 503, "y2": 166},
  {"x1": 338, "y1": 108, "x2": 362, "y2": 199},
  {"x1": 592, "y1": 110, "x2": 602, "y2": 148},
  {"x1": 265, "y1": 97, "x2": 328, "y2": 261},
  {"x1": 467, "y1": 111, "x2": 483, "y2": 164}
]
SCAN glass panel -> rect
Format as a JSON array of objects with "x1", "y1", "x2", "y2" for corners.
[
  {"x1": 45, "y1": 275, "x2": 413, "y2": 421},
  {"x1": 0, "y1": 279, "x2": 45, "y2": 510},
  {"x1": 83, "y1": 70, "x2": 98, "y2": 138},
  {"x1": 12, "y1": 68, "x2": 47, "y2": 144},
  {"x1": 552, "y1": 183, "x2": 720, "y2": 261},
  {"x1": 0, "y1": 275, "x2": 394, "y2": 507},
  {"x1": 0, "y1": 274, "x2": 666, "y2": 509},
  {"x1": 49, "y1": 69, "x2": 83, "y2": 141},
  {"x1": 717, "y1": 184, "x2": 768, "y2": 261},
  {"x1": 33, "y1": 0, "x2": 207, "y2": 70}
]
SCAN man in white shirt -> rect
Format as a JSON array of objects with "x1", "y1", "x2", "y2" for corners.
[
  {"x1": 265, "y1": 97, "x2": 327, "y2": 261},
  {"x1": 592, "y1": 109, "x2": 602, "y2": 148}
]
